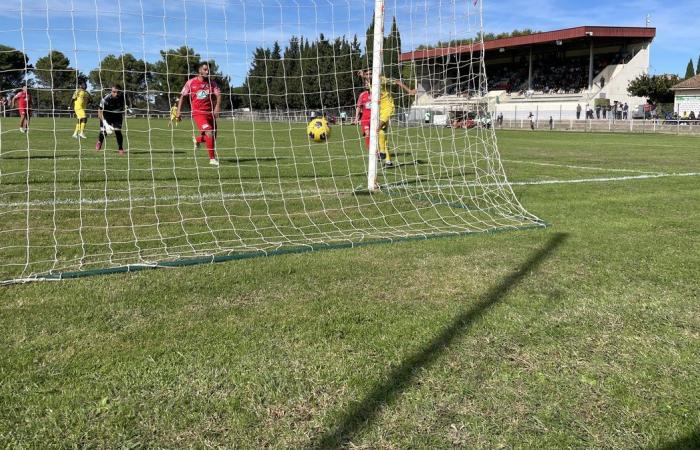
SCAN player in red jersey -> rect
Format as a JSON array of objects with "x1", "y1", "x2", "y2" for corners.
[
  {"x1": 354, "y1": 89, "x2": 372, "y2": 151},
  {"x1": 177, "y1": 62, "x2": 222, "y2": 166},
  {"x1": 11, "y1": 86, "x2": 32, "y2": 133}
]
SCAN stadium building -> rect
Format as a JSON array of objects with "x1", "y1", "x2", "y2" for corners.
[{"x1": 401, "y1": 26, "x2": 656, "y2": 122}]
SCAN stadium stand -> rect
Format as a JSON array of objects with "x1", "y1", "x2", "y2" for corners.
[{"x1": 402, "y1": 26, "x2": 655, "y2": 122}]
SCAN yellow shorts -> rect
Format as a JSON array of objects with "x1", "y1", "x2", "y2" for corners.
[{"x1": 75, "y1": 109, "x2": 87, "y2": 120}]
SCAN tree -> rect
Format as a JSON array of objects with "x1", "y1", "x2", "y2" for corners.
[
  {"x1": 696, "y1": 54, "x2": 700, "y2": 76},
  {"x1": 149, "y1": 46, "x2": 201, "y2": 112},
  {"x1": 34, "y1": 50, "x2": 85, "y2": 111},
  {"x1": 685, "y1": 58, "x2": 695, "y2": 79},
  {"x1": 0, "y1": 45, "x2": 31, "y2": 92},
  {"x1": 384, "y1": 16, "x2": 401, "y2": 81},
  {"x1": 627, "y1": 74, "x2": 680, "y2": 104},
  {"x1": 89, "y1": 53, "x2": 149, "y2": 107}
]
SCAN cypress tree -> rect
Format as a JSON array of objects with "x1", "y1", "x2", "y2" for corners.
[{"x1": 684, "y1": 58, "x2": 695, "y2": 79}]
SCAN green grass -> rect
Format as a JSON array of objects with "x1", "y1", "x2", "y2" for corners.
[{"x1": 1, "y1": 124, "x2": 699, "y2": 448}]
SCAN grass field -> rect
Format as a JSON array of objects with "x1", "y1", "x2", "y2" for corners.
[{"x1": 1, "y1": 123, "x2": 699, "y2": 448}]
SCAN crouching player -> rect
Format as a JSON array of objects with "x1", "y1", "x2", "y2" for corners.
[
  {"x1": 96, "y1": 84, "x2": 126, "y2": 156},
  {"x1": 177, "y1": 62, "x2": 221, "y2": 166}
]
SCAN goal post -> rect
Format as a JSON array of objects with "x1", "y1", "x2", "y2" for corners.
[
  {"x1": 367, "y1": 0, "x2": 385, "y2": 192},
  {"x1": 0, "y1": 0, "x2": 545, "y2": 284}
]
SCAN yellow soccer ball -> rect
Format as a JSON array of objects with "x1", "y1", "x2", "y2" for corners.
[{"x1": 307, "y1": 117, "x2": 330, "y2": 142}]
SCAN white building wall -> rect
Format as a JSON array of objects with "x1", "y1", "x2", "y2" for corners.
[{"x1": 674, "y1": 89, "x2": 700, "y2": 116}]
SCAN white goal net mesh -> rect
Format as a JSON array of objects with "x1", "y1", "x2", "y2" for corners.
[{"x1": 0, "y1": 0, "x2": 543, "y2": 283}]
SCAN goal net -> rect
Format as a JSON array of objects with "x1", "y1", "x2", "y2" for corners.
[{"x1": 0, "y1": 0, "x2": 544, "y2": 284}]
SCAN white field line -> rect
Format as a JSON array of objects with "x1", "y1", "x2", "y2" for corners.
[
  {"x1": 503, "y1": 159, "x2": 659, "y2": 174},
  {"x1": 1, "y1": 172, "x2": 699, "y2": 209}
]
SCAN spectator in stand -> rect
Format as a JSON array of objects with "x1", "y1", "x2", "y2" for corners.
[
  {"x1": 528, "y1": 112, "x2": 535, "y2": 130},
  {"x1": 600, "y1": 76, "x2": 605, "y2": 88},
  {"x1": 596, "y1": 105, "x2": 601, "y2": 119},
  {"x1": 576, "y1": 103, "x2": 582, "y2": 120},
  {"x1": 690, "y1": 111, "x2": 696, "y2": 121},
  {"x1": 498, "y1": 112, "x2": 504, "y2": 126},
  {"x1": 603, "y1": 106, "x2": 608, "y2": 119},
  {"x1": 549, "y1": 116, "x2": 553, "y2": 130},
  {"x1": 623, "y1": 103, "x2": 629, "y2": 120}
]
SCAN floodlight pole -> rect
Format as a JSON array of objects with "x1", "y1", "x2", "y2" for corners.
[{"x1": 368, "y1": 0, "x2": 385, "y2": 192}]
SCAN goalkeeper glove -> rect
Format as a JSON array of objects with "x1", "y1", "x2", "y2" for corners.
[{"x1": 102, "y1": 120, "x2": 114, "y2": 135}]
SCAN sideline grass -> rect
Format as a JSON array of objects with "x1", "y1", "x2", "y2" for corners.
[{"x1": 1, "y1": 128, "x2": 699, "y2": 448}]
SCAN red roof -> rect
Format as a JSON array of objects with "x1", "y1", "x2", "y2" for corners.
[{"x1": 400, "y1": 26, "x2": 656, "y2": 62}]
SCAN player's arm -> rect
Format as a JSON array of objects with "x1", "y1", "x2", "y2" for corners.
[
  {"x1": 213, "y1": 91, "x2": 221, "y2": 118},
  {"x1": 354, "y1": 93, "x2": 364, "y2": 124},
  {"x1": 97, "y1": 96, "x2": 105, "y2": 122},
  {"x1": 212, "y1": 82, "x2": 222, "y2": 118},
  {"x1": 394, "y1": 79, "x2": 416, "y2": 96},
  {"x1": 176, "y1": 95, "x2": 186, "y2": 120}
]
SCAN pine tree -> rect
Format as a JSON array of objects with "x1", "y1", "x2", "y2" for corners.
[
  {"x1": 384, "y1": 16, "x2": 401, "y2": 80},
  {"x1": 696, "y1": 54, "x2": 700, "y2": 76},
  {"x1": 685, "y1": 58, "x2": 695, "y2": 79},
  {"x1": 283, "y1": 37, "x2": 303, "y2": 110}
]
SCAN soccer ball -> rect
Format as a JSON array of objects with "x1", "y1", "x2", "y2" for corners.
[{"x1": 307, "y1": 117, "x2": 330, "y2": 142}]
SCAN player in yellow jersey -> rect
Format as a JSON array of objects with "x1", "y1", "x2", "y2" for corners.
[
  {"x1": 71, "y1": 82, "x2": 89, "y2": 139},
  {"x1": 357, "y1": 69, "x2": 415, "y2": 168},
  {"x1": 169, "y1": 99, "x2": 180, "y2": 127}
]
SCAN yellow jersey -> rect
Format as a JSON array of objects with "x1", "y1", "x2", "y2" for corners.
[
  {"x1": 72, "y1": 89, "x2": 87, "y2": 111},
  {"x1": 170, "y1": 105, "x2": 178, "y2": 117}
]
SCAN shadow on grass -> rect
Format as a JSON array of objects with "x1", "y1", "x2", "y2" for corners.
[
  {"x1": 311, "y1": 232, "x2": 569, "y2": 449},
  {"x1": 653, "y1": 428, "x2": 700, "y2": 450}
]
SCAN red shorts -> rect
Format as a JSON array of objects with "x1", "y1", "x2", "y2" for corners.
[
  {"x1": 19, "y1": 109, "x2": 29, "y2": 117},
  {"x1": 193, "y1": 114, "x2": 215, "y2": 134}
]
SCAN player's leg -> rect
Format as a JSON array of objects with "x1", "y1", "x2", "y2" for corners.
[
  {"x1": 193, "y1": 115, "x2": 218, "y2": 165},
  {"x1": 78, "y1": 110, "x2": 88, "y2": 138},
  {"x1": 112, "y1": 115, "x2": 125, "y2": 155},
  {"x1": 96, "y1": 127, "x2": 105, "y2": 151},
  {"x1": 378, "y1": 121, "x2": 392, "y2": 166},
  {"x1": 115, "y1": 130, "x2": 124, "y2": 155},
  {"x1": 362, "y1": 124, "x2": 370, "y2": 151}
]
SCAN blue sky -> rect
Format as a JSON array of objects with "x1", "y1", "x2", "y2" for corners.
[{"x1": 1, "y1": 0, "x2": 698, "y2": 85}]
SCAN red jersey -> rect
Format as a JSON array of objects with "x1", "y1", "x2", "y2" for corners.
[
  {"x1": 180, "y1": 77, "x2": 220, "y2": 116},
  {"x1": 15, "y1": 91, "x2": 30, "y2": 110},
  {"x1": 356, "y1": 90, "x2": 371, "y2": 125}
]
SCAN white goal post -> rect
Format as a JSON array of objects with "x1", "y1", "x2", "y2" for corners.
[{"x1": 0, "y1": 0, "x2": 544, "y2": 284}]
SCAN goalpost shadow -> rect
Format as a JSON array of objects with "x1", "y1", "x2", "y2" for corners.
[{"x1": 310, "y1": 232, "x2": 569, "y2": 449}]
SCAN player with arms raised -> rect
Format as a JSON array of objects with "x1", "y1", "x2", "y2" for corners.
[
  {"x1": 177, "y1": 62, "x2": 221, "y2": 166},
  {"x1": 11, "y1": 86, "x2": 32, "y2": 133},
  {"x1": 71, "y1": 82, "x2": 89, "y2": 139}
]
